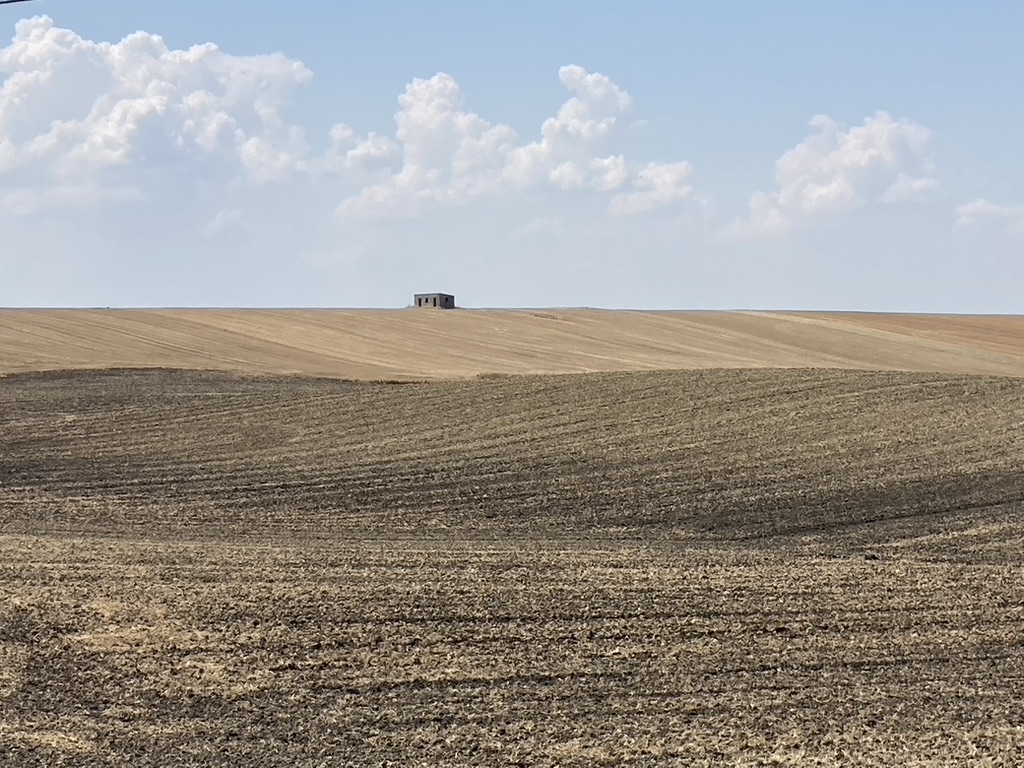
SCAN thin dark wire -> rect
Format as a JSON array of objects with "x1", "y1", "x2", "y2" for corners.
[{"x1": 0, "y1": 1, "x2": 40, "y2": 5}]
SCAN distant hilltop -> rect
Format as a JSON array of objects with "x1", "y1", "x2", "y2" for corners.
[{"x1": 2, "y1": 308, "x2": 1023, "y2": 380}]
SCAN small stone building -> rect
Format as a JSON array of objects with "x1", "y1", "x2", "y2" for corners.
[{"x1": 413, "y1": 292, "x2": 455, "y2": 309}]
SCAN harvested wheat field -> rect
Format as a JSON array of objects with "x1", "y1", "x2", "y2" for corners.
[
  {"x1": 3, "y1": 308, "x2": 1024, "y2": 378},
  {"x1": 2, "y1": 363, "x2": 1024, "y2": 765}
]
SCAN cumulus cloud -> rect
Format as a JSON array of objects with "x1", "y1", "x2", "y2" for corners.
[
  {"x1": 732, "y1": 111, "x2": 938, "y2": 238},
  {"x1": 501, "y1": 65, "x2": 631, "y2": 189},
  {"x1": 0, "y1": 18, "x2": 695, "y2": 223},
  {"x1": 335, "y1": 65, "x2": 694, "y2": 217},
  {"x1": 879, "y1": 172, "x2": 939, "y2": 203},
  {"x1": 956, "y1": 198, "x2": 1024, "y2": 236},
  {"x1": 0, "y1": 16, "x2": 312, "y2": 213},
  {"x1": 334, "y1": 72, "x2": 518, "y2": 216},
  {"x1": 609, "y1": 161, "x2": 693, "y2": 215}
]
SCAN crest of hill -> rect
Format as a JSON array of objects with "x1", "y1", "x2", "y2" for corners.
[{"x1": 1, "y1": 309, "x2": 1022, "y2": 379}]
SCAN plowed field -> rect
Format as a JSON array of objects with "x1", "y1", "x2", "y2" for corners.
[{"x1": 2, "y1": 368, "x2": 1024, "y2": 765}]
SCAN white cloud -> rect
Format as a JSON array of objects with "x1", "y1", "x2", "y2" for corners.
[
  {"x1": 609, "y1": 161, "x2": 693, "y2": 216},
  {"x1": 589, "y1": 155, "x2": 628, "y2": 191},
  {"x1": 335, "y1": 72, "x2": 519, "y2": 216},
  {"x1": 0, "y1": 16, "x2": 312, "y2": 213},
  {"x1": 335, "y1": 65, "x2": 693, "y2": 218},
  {"x1": 500, "y1": 64, "x2": 632, "y2": 189},
  {"x1": 956, "y1": 198, "x2": 1024, "y2": 235},
  {"x1": 238, "y1": 135, "x2": 302, "y2": 185},
  {"x1": 549, "y1": 161, "x2": 586, "y2": 190},
  {"x1": 879, "y1": 172, "x2": 939, "y2": 203},
  {"x1": 732, "y1": 111, "x2": 937, "y2": 238},
  {"x1": 0, "y1": 18, "x2": 695, "y2": 224}
]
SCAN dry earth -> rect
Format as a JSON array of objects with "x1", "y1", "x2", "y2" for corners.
[
  {"x1": 2, "y1": 308, "x2": 1024, "y2": 379},
  {"x1": 1, "y1": 367, "x2": 1024, "y2": 765}
]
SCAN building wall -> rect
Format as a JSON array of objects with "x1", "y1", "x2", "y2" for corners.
[{"x1": 414, "y1": 293, "x2": 455, "y2": 309}]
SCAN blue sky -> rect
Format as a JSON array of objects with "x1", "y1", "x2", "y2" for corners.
[{"x1": 1, "y1": 1, "x2": 1021, "y2": 310}]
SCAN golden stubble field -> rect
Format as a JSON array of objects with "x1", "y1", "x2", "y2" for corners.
[
  {"x1": 3, "y1": 308, "x2": 1024, "y2": 378},
  {"x1": 2, "y1": 366, "x2": 1024, "y2": 765}
]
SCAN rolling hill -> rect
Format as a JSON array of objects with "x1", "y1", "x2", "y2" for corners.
[{"x1": 2, "y1": 308, "x2": 1023, "y2": 379}]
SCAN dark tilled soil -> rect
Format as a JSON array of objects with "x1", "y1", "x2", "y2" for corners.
[{"x1": 1, "y1": 368, "x2": 1023, "y2": 765}]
